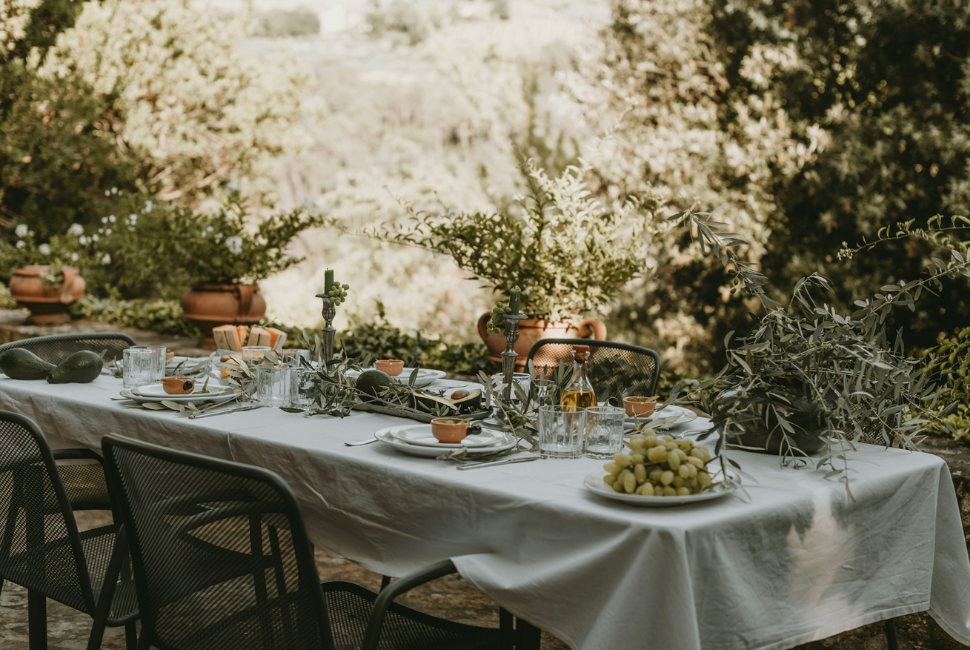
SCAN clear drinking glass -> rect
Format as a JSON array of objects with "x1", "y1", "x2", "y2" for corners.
[
  {"x1": 145, "y1": 345, "x2": 167, "y2": 381},
  {"x1": 243, "y1": 346, "x2": 272, "y2": 364},
  {"x1": 289, "y1": 366, "x2": 317, "y2": 409},
  {"x1": 531, "y1": 379, "x2": 556, "y2": 411},
  {"x1": 490, "y1": 372, "x2": 530, "y2": 407},
  {"x1": 123, "y1": 348, "x2": 157, "y2": 389},
  {"x1": 584, "y1": 405, "x2": 626, "y2": 459},
  {"x1": 256, "y1": 364, "x2": 290, "y2": 407},
  {"x1": 538, "y1": 405, "x2": 586, "y2": 459},
  {"x1": 282, "y1": 349, "x2": 311, "y2": 366}
]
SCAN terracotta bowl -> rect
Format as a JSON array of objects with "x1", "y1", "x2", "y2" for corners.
[
  {"x1": 375, "y1": 359, "x2": 405, "y2": 377},
  {"x1": 431, "y1": 418, "x2": 469, "y2": 444},
  {"x1": 163, "y1": 377, "x2": 196, "y2": 395},
  {"x1": 624, "y1": 396, "x2": 657, "y2": 418}
]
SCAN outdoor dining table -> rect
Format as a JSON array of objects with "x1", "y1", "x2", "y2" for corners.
[{"x1": 1, "y1": 373, "x2": 970, "y2": 650}]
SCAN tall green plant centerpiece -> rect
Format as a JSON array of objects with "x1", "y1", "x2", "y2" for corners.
[{"x1": 373, "y1": 158, "x2": 661, "y2": 368}]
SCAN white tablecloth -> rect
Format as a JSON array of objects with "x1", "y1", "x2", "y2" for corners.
[{"x1": 1, "y1": 375, "x2": 969, "y2": 650}]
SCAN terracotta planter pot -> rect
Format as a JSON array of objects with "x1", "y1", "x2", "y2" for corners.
[
  {"x1": 8, "y1": 265, "x2": 86, "y2": 325},
  {"x1": 181, "y1": 283, "x2": 267, "y2": 349},
  {"x1": 477, "y1": 313, "x2": 607, "y2": 371}
]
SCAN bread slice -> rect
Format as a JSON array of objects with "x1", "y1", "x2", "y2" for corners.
[
  {"x1": 236, "y1": 326, "x2": 249, "y2": 349},
  {"x1": 213, "y1": 325, "x2": 241, "y2": 352},
  {"x1": 267, "y1": 327, "x2": 287, "y2": 352},
  {"x1": 247, "y1": 327, "x2": 272, "y2": 347}
]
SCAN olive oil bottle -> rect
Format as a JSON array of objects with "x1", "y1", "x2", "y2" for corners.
[{"x1": 560, "y1": 345, "x2": 596, "y2": 410}]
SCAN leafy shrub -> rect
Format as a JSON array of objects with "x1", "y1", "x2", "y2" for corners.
[
  {"x1": 337, "y1": 307, "x2": 492, "y2": 376},
  {"x1": 580, "y1": 0, "x2": 970, "y2": 374},
  {"x1": 69, "y1": 296, "x2": 200, "y2": 338}
]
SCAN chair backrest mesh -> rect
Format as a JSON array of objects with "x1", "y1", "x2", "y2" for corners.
[
  {"x1": 0, "y1": 412, "x2": 90, "y2": 612},
  {"x1": 528, "y1": 339, "x2": 662, "y2": 399},
  {"x1": 0, "y1": 333, "x2": 136, "y2": 365},
  {"x1": 103, "y1": 437, "x2": 333, "y2": 650}
]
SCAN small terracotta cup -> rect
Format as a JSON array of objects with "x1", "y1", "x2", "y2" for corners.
[
  {"x1": 375, "y1": 359, "x2": 405, "y2": 376},
  {"x1": 162, "y1": 377, "x2": 196, "y2": 395},
  {"x1": 166, "y1": 350, "x2": 175, "y2": 362},
  {"x1": 431, "y1": 417, "x2": 469, "y2": 444},
  {"x1": 623, "y1": 396, "x2": 657, "y2": 418}
]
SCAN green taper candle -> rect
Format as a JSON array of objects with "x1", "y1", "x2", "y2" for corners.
[
  {"x1": 325, "y1": 269, "x2": 334, "y2": 294},
  {"x1": 509, "y1": 286, "x2": 521, "y2": 314}
]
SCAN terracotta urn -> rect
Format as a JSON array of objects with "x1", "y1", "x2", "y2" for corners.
[
  {"x1": 9, "y1": 265, "x2": 86, "y2": 325},
  {"x1": 477, "y1": 313, "x2": 607, "y2": 371},
  {"x1": 181, "y1": 283, "x2": 267, "y2": 349}
]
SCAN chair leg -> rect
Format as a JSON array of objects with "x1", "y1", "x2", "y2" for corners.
[
  {"x1": 27, "y1": 589, "x2": 47, "y2": 650},
  {"x1": 125, "y1": 622, "x2": 138, "y2": 650},
  {"x1": 380, "y1": 575, "x2": 392, "y2": 591},
  {"x1": 499, "y1": 607, "x2": 515, "y2": 650},
  {"x1": 516, "y1": 617, "x2": 541, "y2": 650},
  {"x1": 885, "y1": 618, "x2": 899, "y2": 650},
  {"x1": 136, "y1": 630, "x2": 151, "y2": 650}
]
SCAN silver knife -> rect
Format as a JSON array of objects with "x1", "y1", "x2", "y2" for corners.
[
  {"x1": 456, "y1": 456, "x2": 540, "y2": 470},
  {"x1": 189, "y1": 404, "x2": 262, "y2": 419}
]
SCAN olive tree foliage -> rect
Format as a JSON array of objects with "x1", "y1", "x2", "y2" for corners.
[{"x1": 570, "y1": 0, "x2": 970, "y2": 374}]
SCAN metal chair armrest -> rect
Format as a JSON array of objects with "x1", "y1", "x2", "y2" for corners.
[{"x1": 360, "y1": 559, "x2": 459, "y2": 650}]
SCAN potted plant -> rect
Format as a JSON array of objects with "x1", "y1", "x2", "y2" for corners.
[
  {"x1": 164, "y1": 195, "x2": 325, "y2": 347},
  {"x1": 0, "y1": 225, "x2": 86, "y2": 324},
  {"x1": 371, "y1": 158, "x2": 660, "y2": 369},
  {"x1": 666, "y1": 209, "x2": 962, "y2": 493}
]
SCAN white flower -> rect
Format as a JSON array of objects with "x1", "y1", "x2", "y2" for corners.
[
  {"x1": 91, "y1": 234, "x2": 99, "y2": 242},
  {"x1": 128, "y1": 213, "x2": 138, "y2": 224},
  {"x1": 38, "y1": 244, "x2": 51, "y2": 255},
  {"x1": 108, "y1": 214, "x2": 116, "y2": 223},
  {"x1": 101, "y1": 217, "x2": 108, "y2": 224},
  {"x1": 512, "y1": 193, "x2": 525, "y2": 202},
  {"x1": 70, "y1": 253, "x2": 79, "y2": 262},
  {"x1": 68, "y1": 224, "x2": 84, "y2": 236},
  {"x1": 101, "y1": 253, "x2": 112, "y2": 265},
  {"x1": 15, "y1": 241, "x2": 25, "y2": 249},
  {"x1": 110, "y1": 187, "x2": 118, "y2": 195},
  {"x1": 225, "y1": 236, "x2": 243, "y2": 255},
  {"x1": 78, "y1": 236, "x2": 89, "y2": 245},
  {"x1": 105, "y1": 228, "x2": 112, "y2": 236},
  {"x1": 142, "y1": 201, "x2": 153, "y2": 213},
  {"x1": 14, "y1": 224, "x2": 28, "y2": 238}
]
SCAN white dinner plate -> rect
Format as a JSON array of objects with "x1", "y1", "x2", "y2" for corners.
[
  {"x1": 133, "y1": 383, "x2": 235, "y2": 398},
  {"x1": 346, "y1": 368, "x2": 446, "y2": 389},
  {"x1": 392, "y1": 425, "x2": 505, "y2": 449},
  {"x1": 583, "y1": 469, "x2": 738, "y2": 507},
  {"x1": 121, "y1": 387, "x2": 242, "y2": 405},
  {"x1": 374, "y1": 426, "x2": 518, "y2": 458},
  {"x1": 625, "y1": 404, "x2": 698, "y2": 429}
]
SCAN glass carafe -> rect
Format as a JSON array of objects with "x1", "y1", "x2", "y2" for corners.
[{"x1": 561, "y1": 345, "x2": 596, "y2": 411}]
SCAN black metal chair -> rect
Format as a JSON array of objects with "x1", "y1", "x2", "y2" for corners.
[
  {"x1": 0, "y1": 332, "x2": 137, "y2": 365},
  {"x1": 101, "y1": 434, "x2": 505, "y2": 650},
  {"x1": 527, "y1": 338, "x2": 662, "y2": 399},
  {"x1": 0, "y1": 411, "x2": 138, "y2": 650}
]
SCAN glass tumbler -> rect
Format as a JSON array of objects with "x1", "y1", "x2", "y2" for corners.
[
  {"x1": 490, "y1": 372, "x2": 530, "y2": 407},
  {"x1": 243, "y1": 346, "x2": 272, "y2": 364},
  {"x1": 289, "y1": 366, "x2": 317, "y2": 409},
  {"x1": 584, "y1": 405, "x2": 626, "y2": 459},
  {"x1": 282, "y1": 349, "x2": 311, "y2": 366},
  {"x1": 123, "y1": 348, "x2": 157, "y2": 389},
  {"x1": 256, "y1": 364, "x2": 290, "y2": 407},
  {"x1": 145, "y1": 345, "x2": 167, "y2": 381},
  {"x1": 538, "y1": 405, "x2": 586, "y2": 459}
]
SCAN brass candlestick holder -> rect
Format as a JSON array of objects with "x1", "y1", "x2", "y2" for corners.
[
  {"x1": 501, "y1": 312, "x2": 527, "y2": 402},
  {"x1": 314, "y1": 292, "x2": 337, "y2": 366}
]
